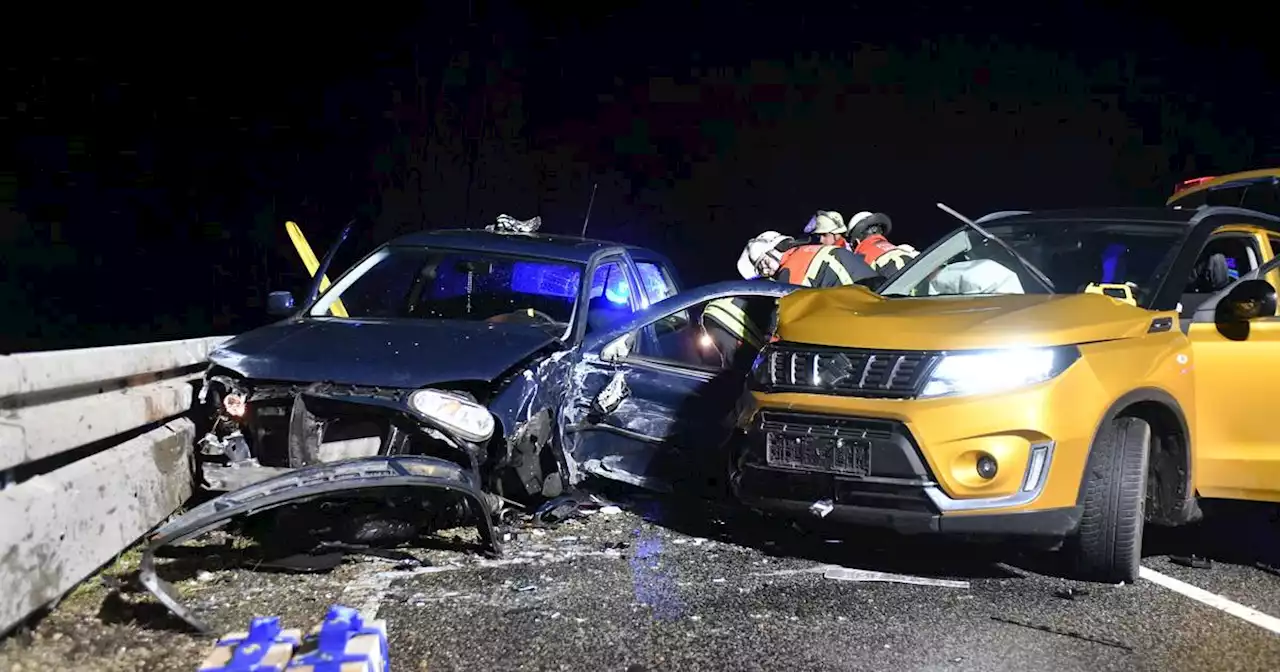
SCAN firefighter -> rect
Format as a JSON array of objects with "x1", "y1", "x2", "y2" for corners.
[
  {"x1": 847, "y1": 211, "x2": 919, "y2": 275},
  {"x1": 735, "y1": 230, "x2": 877, "y2": 288},
  {"x1": 699, "y1": 295, "x2": 774, "y2": 370},
  {"x1": 802, "y1": 210, "x2": 849, "y2": 249},
  {"x1": 699, "y1": 231, "x2": 875, "y2": 368}
]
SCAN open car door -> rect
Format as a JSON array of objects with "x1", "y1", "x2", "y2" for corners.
[
  {"x1": 565, "y1": 280, "x2": 801, "y2": 495},
  {"x1": 1188, "y1": 253, "x2": 1280, "y2": 502}
]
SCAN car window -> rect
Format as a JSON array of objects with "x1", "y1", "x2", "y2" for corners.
[
  {"x1": 880, "y1": 221, "x2": 1187, "y2": 305},
  {"x1": 311, "y1": 247, "x2": 582, "y2": 339},
  {"x1": 584, "y1": 261, "x2": 638, "y2": 335},
  {"x1": 630, "y1": 296, "x2": 776, "y2": 372},
  {"x1": 635, "y1": 262, "x2": 677, "y2": 303},
  {"x1": 1240, "y1": 183, "x2": 1280, "y2": 215},
  {"x1": 1179, "y1": 234, "x2": 1262, "y2": 317},
  {"x1": 1184, "y1": 235, "x2": 1259, "y2": 291},
  {"x1": 1173, "y1": 185, "x2": 1248, "y2": 209},
  {"x1": 1270, "y1": 236, "x2": 1280, "y2": 261}
]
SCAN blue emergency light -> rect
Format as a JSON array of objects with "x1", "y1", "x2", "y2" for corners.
[
  {"x1": 605, "y1": 277, "x2": 629, "y2": 304},
  {"x1": 510, "y1": 261, "x2": 581, "y2": 299}
]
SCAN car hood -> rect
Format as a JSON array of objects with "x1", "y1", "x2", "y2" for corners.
[
  {"x1": 775, "y1": 286, "x2": 1169, "y2": 351},
  {"x1": 209, "y1": 318, "x2": 562, "y2": 387}
]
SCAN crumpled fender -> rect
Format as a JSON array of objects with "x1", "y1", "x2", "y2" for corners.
[{"x1": 139, "y1": 456, "x2": 500, "y2": 633}]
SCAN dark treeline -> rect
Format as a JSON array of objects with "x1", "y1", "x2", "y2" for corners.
[{"x1": 2, "y1": 2, "x2": 1276, "y2": 352}]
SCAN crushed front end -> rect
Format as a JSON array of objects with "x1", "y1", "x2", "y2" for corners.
[{"x1": 198, "y1": 374, "x2": 493, "y2": 493}]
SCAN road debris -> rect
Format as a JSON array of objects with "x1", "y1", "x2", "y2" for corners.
[
  {"x1": 823, "y1": 567, "x2": 970, "y2": 589},
  {"x1": 754, "y1": 563, "x2": 969, "y2": 588},
  {"x1": 1053, "y1": 586, "x2": 1091, "y2": 600},
  {"x1": 989, "y1": 616, "x2": 1132, "y2": 652},
  {"x1": 808, "y1": 499, "x2": 834, "y2": 518},
  {"x1": 1170, "y1": 555, "x2": 1213, "y2": 569}
]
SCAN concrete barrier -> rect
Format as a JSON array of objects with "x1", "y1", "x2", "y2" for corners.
[{"x1": 0, "y1": 336, "x2": 230, "y2": 635}]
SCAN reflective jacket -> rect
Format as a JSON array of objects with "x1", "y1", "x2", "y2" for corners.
[
  {"x1": 854, "y1": 234, "x2": 919, "y2": 275},
  {"x1": 774, "y1": 243, "x2": 877, "y2": 288},
  {"x1": 700, "y1": 296, "x2": 775, "y2": 370}
]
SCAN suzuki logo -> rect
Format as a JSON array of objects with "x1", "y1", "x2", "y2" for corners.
[{"x1": 816, "y1": 353, "x2": 856, "y2": 387}]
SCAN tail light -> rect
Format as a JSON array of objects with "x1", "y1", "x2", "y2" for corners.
[{"x1": 1173, "y1": 175, "x2": 1217, "y2": 195}]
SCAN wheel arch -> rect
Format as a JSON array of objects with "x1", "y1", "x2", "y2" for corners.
[{"x1": 1076, "y1": 387, "x2": 1201, "y2": 526}]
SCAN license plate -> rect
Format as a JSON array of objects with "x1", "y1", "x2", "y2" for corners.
[{"x1": 765, "y1": 432, "x2": 871, "y2": 476}]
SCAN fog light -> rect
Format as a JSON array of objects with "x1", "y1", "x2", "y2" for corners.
[{"x1": 976, "y1": 454, "x2": 998, "y2": 480}]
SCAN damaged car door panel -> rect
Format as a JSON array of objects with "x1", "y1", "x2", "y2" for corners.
[{"x1": 567, "y1": 281, "x2": 800, "y2": 493}]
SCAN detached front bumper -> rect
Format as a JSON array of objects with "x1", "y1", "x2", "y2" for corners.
[
  {"x1": 141, "y1": 455, "x2": 501, "y2": 633},
  {"x1": 731, "y1": 410, "x2": 1082, "y2": 539}
]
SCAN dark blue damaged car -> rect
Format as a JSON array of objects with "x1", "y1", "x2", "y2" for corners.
[{"x1": 195, "y1": 222, "x2": 799, "y2": 513}]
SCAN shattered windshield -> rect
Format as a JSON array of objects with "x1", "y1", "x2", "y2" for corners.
[
  {"x1": 310, "y1": 246, "x2": 587, "y2": 333},
  {"x1": 878, "y1": 220, "x2": 1188, "y2": 308}
]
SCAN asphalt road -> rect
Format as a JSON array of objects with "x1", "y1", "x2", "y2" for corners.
[{"x1": 3, "y1": 493, "x2": 1280, "y2": 671}]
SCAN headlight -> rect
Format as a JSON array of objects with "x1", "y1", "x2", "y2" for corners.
[
  {"x1": 920, "y1": 346, "x2": 1079, "y2": 398},
  {"x1": 408, "y1": 389, "x2": 495, "y2": 443}
]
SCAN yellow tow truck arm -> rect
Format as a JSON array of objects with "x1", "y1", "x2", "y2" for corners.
[{"x1": 285, "y1": 220, "x2": 348, "y2": 317}]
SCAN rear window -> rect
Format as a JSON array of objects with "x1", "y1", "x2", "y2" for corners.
[{"x1": 1172, "y1": 179, "x2": 1280, "y2": 216}]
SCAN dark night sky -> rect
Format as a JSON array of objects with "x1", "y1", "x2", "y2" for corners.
[{"x1": 2, "y1": 2, "x2": 1277, "y2": 352}]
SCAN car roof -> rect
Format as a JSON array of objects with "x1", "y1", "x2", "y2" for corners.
[
  {"x1": 1167, "y1": 167, "x2": 1280, "y2": 205},
  {"x1": 976, "y1": 206, "x2": 1280, "y2": 227},
  {"x1": 385, "y1": 228, "x2": 666, "y2": 265}
]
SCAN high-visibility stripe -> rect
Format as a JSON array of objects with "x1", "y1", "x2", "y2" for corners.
[
  {"x1": 805, "y1": 247, "x2": 855, "y2": 286},
  {"x1": 702, "y1": 299, "x2": 764, "y2": 347},
  {"x1": 870, "y1": 247, "x2": 916, "y2": 272}
]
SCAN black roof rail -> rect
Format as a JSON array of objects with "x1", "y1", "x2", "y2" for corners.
[{"x1": 1189, "y1": 205, "x2": 1280, "y2": 224}]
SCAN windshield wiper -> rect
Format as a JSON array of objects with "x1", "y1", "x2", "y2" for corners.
[{"x1": 935, "y1": 202, "x2": 1055, "y2": 293}]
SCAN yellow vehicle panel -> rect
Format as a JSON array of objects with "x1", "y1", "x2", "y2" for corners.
[{"x1": 1166, "y1": 167, "x2": 1280, "y2": 207}]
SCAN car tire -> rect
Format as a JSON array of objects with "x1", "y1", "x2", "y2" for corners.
[{"x1": 1068, "y1": 415, "x2": 1151, "y2": 583}]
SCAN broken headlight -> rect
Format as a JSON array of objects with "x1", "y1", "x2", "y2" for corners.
[
  {"x1": 919, "y1": 345, "x2": 1080, "y2": 398},
  {"x1": 408, "y1": 389, "x2": 495, "y2": 443}
]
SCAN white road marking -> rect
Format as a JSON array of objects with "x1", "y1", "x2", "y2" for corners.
[{"x1": 1140, "y1": 566, "x2": 1280, "y2": 635}]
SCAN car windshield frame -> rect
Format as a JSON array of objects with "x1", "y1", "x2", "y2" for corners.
[
  {"x1": 878, "y1": 219, "x2": 1192, "y2": 309},
  {"x1": 307, "y1": 245, "x2": 594, "y2": 340}
]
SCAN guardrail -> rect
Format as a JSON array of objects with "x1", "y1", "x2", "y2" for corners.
[{"x1": 0, "y1": 336, "x2": 230, "y2": 635}]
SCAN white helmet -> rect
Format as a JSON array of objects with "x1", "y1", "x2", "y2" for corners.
[
  {"x1": 737, "y1": 230, "x2": 791, "y2": 280},
  {"x1": 803, "y1": 210, "x2": 846, "y2": 236}
]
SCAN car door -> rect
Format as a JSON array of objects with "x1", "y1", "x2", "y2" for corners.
[
  {"x1": 1187, "y1": 250, "x2": 1280, "y2": 503},
  {"x1": 564, "y1": 280, "x2": 800, "y2": 494}
]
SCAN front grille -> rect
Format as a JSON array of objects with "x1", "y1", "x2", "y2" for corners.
[{"x1": 756, "y1": 344, "x2": 939, "y2": 398}]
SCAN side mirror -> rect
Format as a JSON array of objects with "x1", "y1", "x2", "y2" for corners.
[
  {"x1": 1216, "y1": 279, "x2": 1277, "y2": 323},
  {"x1": 266, "y1": 291, "x2": 296, "y2": 316},
  {"x1": 600, "y1": 332, "x2": 635, "y2": 362}
]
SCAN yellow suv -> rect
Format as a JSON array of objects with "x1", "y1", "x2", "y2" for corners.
[
  {"x1": 733, "y1": 205, "x2": 1280, "y2": 582},
  {"x1": 1167, "y1": 168, "x2": 1280, "y2": 215}
]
